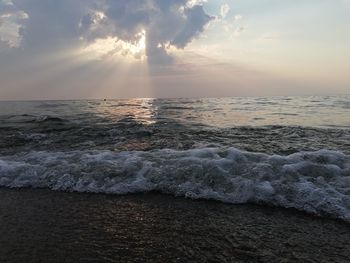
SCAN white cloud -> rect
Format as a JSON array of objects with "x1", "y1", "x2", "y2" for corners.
[
  {"x1": 0, "y1": 0, "x2": 28, "y2": 50},
  {"x1": 234, "y1": 14, "x2": 242, "y2": 21},
  {"x1": 220, "y1": 3, "x2": 230, "y2": 19},
  {"x1": 186, "y1": 0, "x2": 207, "y2": 8},
  {"x1": 220, "y1": 13, "x2": 246, "y2": 39},
  {"x1": 81, "y1": 31, "x2": 147, "y2": 61}
]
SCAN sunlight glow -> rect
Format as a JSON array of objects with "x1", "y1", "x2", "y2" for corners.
[{"x1": 80, "y1": 30, "x2": 146, "y2": 62}]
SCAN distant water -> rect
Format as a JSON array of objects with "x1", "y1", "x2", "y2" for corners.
[{"x1": 0, "y1": 96, "x2": 349, "y2": 221}]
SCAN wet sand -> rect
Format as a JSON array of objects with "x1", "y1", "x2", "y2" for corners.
[{"x1": 0, "y1": 188, "x2": 349, "y2": 263}]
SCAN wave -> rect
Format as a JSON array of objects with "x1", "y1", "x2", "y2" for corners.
[
  {"x1": 35, "y1": 102, "x2": 69, "y2": 108},
  {"x1": 0, "y1": 147, "x2": 349, "y2": 221},
  {"x1": 25, "y1": 115, "x2": 67, "y2": 123}
]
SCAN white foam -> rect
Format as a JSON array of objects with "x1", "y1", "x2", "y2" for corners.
[{"x1": 0, "y1": 148, "x2": 349, "y2": 221}]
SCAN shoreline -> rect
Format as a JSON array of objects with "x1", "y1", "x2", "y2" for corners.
[{"x1": 0, "y1": 187, "x2": 349, "y2": 262}]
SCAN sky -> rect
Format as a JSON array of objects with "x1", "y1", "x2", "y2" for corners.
[{"x1": 0, "y1": 0, "x2": 349, "y2": 100}]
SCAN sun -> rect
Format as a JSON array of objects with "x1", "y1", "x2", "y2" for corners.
[{"x1": 80, "y1": 30, "x2": 147, "y2": 61}]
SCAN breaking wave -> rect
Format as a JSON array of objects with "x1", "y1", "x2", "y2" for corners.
[{"x1": 0, "y1": 147, "x2": 349, "y2": 221}]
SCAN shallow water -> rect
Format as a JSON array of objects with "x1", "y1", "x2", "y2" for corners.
[
  {"x1": 1, "y1": 188, "x2": 349, "y2": 263},
  {"x1": 0, "y1": 96, "x2": 349, "y2": 221}
]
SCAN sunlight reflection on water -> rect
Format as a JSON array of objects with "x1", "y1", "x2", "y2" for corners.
[
  {"x1": 0, "y1": 95, "x2": 349, "y2": 128},
  {"x1": 89, "y1": 96, "x2": 350, "y2": 128}
]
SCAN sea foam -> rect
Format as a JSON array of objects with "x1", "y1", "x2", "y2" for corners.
[{"x1": 0, "y1": 148, "x2": 349, "y2": 221}]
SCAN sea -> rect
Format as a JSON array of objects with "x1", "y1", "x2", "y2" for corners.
[{"x1": 0, "y1": 95, "x2": 349, "y2": 222}]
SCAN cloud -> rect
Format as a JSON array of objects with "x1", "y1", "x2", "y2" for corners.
[
  {"x1": 2, "y1": 0, "x2": 213, "y2": 64},
  {"x1": 234, "y1": 14, "x2": 242, "y2": 21},
  {"x1": 101, "y1": 0, "x2": 214, "y2": 64},
  {"x1": 0, "y1": 0, "x2": 28, "y2": 49},
  {"x1": 220, "y1": 3, "x2": 230, "y2": 19},
  {"x1": 220, "y1": 13, "x2": 246, "y2": 38},
  {"x1": 11, "y1": 0, "x2": 94, "y2": 51}
]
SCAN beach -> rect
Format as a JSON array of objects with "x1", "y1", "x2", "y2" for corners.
[{"x1": 0, "y1": 188, "x2": 349, "y2": 262}]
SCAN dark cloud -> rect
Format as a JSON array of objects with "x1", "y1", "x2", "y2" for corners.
[
  {"x1": 93, "y1": 0, "x2": 214, "y2": 64},
  {"x1": 12, "y1": 0, "x2": 93, "y2": 51},
  {"x1": 2, "y1": 0, "x2": 213, "y2": 64},
  {"x1": 171, "y1": 5, "x2": 212, "y2": 49}
]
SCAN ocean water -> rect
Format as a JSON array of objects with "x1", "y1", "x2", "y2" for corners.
[{"x1": 0, "y1": 96, "x2": 349, "y2": 221}]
